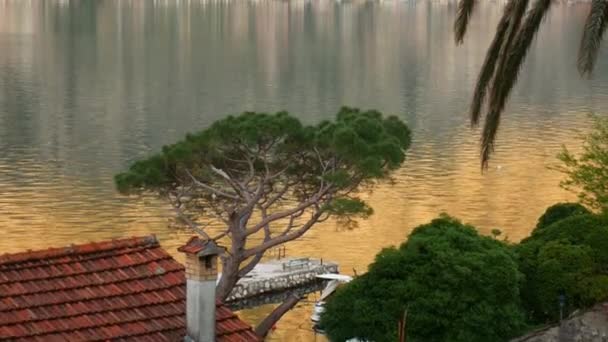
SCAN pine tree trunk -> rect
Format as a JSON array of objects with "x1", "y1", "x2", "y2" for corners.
[
  {"x1": 216, "y1": 218, "x2": 246, "y2": 301},
  {"x1": 216, "y1": 255, "x2": 240, "y2": 301}
]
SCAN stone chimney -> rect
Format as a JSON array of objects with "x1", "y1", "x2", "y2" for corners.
[{"x1": 178, "y1": 237, "x2": 223, "y2": 342}]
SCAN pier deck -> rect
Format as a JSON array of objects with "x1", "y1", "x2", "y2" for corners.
[{"x1": 225, "y1": 257, "x2": 338, "y2": 302}]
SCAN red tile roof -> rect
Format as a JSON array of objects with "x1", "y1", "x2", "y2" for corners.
[
  {"x1": 178, "y1": 236, "x2": 207, "y2": 255},
  {"x1": 0, "y1": 235, "x2": 260, "y2": 341},
  {"x1": 177, "y1": 237, "x2": 224, "y2": 257}
]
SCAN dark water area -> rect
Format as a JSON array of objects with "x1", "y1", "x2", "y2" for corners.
[{"x1": 1, "y1": 0, "x2": 607, "y2": 339}]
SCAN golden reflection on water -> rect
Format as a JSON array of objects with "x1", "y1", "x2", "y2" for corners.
[
  {"x1": 0, "y1": 114, "x2": 589, "y2": 341},
  {"x1": 0, "y1": 0, "x2": 606, "y2": 340}
]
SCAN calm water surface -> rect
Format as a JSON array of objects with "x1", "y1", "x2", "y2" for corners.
[{"x1": 1, "y1": 0, "x2": 607, "y2": 339}]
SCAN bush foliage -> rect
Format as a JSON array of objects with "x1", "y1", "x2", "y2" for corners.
[
  {"x1": 534, "y1": 202, "x2": 591, "y2": 231},
  {"x1": 518, "y1": 213, "x2": 608, "y2": 323},
  {"x1": 320, "y1": 216, "x2": 526, "y2": 342},
  {"x1": 557, "y1": 116, "x2": 608, "y2": 212},
  {"x1": 322, "y1": 206, "x2": 608, "y2": 340}
]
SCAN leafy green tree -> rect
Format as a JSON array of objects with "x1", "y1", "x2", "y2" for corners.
[
  {"x1": 455, "y1": 0, "x2": 608, "y2": 168},
  {"x1": 517, "y1": 213, "x2": 608, "y2": 323},
  {"x1": 523, "y1": 214, "x2": 608, "y2": 265},
  {"x1": 534, "y1": 202, "x2": 591, "y2": 232},
  {"x1": 115, "y1": 107, "x2": 411, "y2": 300},
  {"x1": 321, "y1": 216, "x2": 526, "y2": 342},
  {"x1": 517, "y1": 240, "x2": 596, "y2": 322},
  {"x1": 556, "y1": 116, "x2": 608, "y2": 212}
]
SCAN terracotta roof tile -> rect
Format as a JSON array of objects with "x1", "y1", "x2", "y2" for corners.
[
  {"x1": 176, "y1": 236, "x2": 207, "y2": 255},
  {"x1": 0, "y1": 235, "x2": 261, "y2": 341}
]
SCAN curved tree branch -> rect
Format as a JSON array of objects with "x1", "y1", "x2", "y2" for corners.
[
  {"x1": 255, "y1": 293, "x2": 303, "y2": 338},
  {"x1": 171, "y1": 206, "x2": 212, "y2": 240},
  {"x1": 246, "y1": 184, "x2": 332, "y2": 236},
  {"x1": 238, "y1": 208, "x2": 273, "y2": 278},
  {"x1": 243, "y1": 209, "x2": 325, "y2": 258},
  {"x1": 185, "y1": 170, "x2": 240, "y2": 200}
]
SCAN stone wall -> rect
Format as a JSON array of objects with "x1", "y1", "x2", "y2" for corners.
[
  {"x1": 227, "y1": 280, "x2": 328, "y2": 311},
  {"x1": 226, "y1": 259, "x2": 338, "y2": 302},
  {"x1": 513, "y1": 303, "x2": 608, "y2": 342}
]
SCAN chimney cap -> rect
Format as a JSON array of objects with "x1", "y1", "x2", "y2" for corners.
[{"x1": 178, "y1": 237, "x2": 224, "y2": 257}]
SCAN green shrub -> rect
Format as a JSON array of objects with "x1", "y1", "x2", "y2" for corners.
[
  {"x1": 534, "y1": 203, "x2": 591, "y2": 232},
  {"x1": 321, "y1": 216, "x2": 526, "y2": 342},
  {"x1": 517, "y1": 214, "x2": 608, "y2": 323},
  {"x1": 556, "y1": 116, "x2": 608, "y2": 212},
  {"x1": 523, "y1": 214, "x2": 608, "y2": 266},
  {"x1": 520, "y1": 240, "x2": 594, "y2": 321},
  {"x1": 321, "y1": 211, "x2": 608, "y2": 340}
]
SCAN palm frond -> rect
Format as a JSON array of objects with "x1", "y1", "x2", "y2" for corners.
[
  {"x1": 481, "y1": 0, "x2": 554, "y2": 169},
  {"x1": 455, "y1": 0, "x2": 477, "y2": 44},
  {"x1": 500, "y1": 0, "x2": 531, "y2": 59},
  {"x1": 478, "y1": 0, "x2": 528, "y2": 126},
  {"x1": 470, "y1": 1, "x2": 515, "y2": 126},
  {"x1": 480, "y1": 106, "x2": 502, "y2": 170},
  {"x1": 578, "y1": 0, "x2": 608, "y2": 77}
]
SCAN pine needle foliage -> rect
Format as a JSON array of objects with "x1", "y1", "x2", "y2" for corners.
[{"x1": 115, "y1": 107, "x2": 411, "y2": 299}]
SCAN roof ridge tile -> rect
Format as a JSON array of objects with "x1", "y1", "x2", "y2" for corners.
[
  {"x1": 0, "y1": 250, "x2": 178, "y2": 286},
  {"x1": 0, "y1": 236, "x2": 158, "y2": 267}
]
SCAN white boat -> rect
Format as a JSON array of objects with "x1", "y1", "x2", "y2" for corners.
[{"x1": 310, "y1": 273, "x2": 353, "y2": 323}]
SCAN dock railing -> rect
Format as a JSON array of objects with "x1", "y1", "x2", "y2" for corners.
[
  {"x1": 282, "y1": 258, "x2": 310, "y2": 271},
  {"x1": 269, "y1": 246, "x2": 287, "y2": 260}
]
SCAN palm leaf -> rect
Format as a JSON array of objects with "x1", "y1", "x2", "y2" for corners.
[
  {"x1": 481, "y1": 0, "x2": 554, "y2": 169},
  {"x1": 490, "y1": 0, "x2": 530, "y2": 109},
  {"x1": 455, "y1": 0, "x2": 477, "y2": 44},
  {"x1": 578, "y1": 0, "x2": 608, "y2": 77},
  {"x1": 478, "y1": 0, "x2": 529, "y2": 125},
  {"x1": 499, "y1": 0, "x2": 531, "y2": 62},
  {"x1": 470, "y1": 1, "x2": 515, "y2": 126}
]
